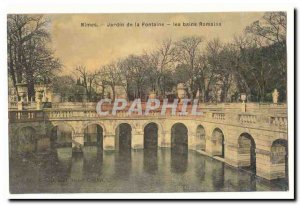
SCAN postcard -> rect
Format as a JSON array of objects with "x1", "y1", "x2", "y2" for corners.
[{"x1": 6, "y1": 10, "x2": 294, "y2": 199}]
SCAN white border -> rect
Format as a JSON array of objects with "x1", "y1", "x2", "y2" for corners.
[{"x1": 0, "y1": 0, "x2": 295, "y2": 200}]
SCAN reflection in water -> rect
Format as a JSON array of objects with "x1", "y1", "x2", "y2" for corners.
[
  {"x1": 237, "y1": 171, "x2": 257, "y2": 191},
  {"x1": 194, "y1": 156, "x2": 206, "y2": 182},
  {"x1": 171, "y1": 150, "x2": 188, "y2": 173},
  {"x1": 83, "y1": 147, "x2": 103, "y2": 180},
  {"x1": 212, "y1": 161, "x2": 225, "y2": 191},
  {"x1": 10, "y1": 148, "x2": 288, "y2": 193},
  {"x1": 115, "y1": 149, "x2": 132, "y2": 178},
  {"x1": 143, "y1": 148, "x2": 158, "y2": 174}
]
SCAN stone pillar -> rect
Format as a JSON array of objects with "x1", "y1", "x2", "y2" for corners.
[
  {"x1": 36, "y1": 101, "x2": 43, "y2": 110},
  {"x1": 17, "y1": 101, "x2": 24, "y2": 110},
  {"x1": 205, "y1": 136, "x2": 214, "y2": 156},
  {"x1": 36, "y1": 135, "x2": 50, "y2": 152},
  {"x1": 188, "y1": 132, "x2": 196, "y2": 150},
  {"x1": 103, "y1": 133, "x2": 115, "y2": 151},
  {"x1": 224, "y1": 142, "x2": 239, "y2": 167},
  {"x1": 256, "y1": 148, "x2": 287, "y2": 180},
  {"x1": 160, "y1": 131, "x2": 171, "y2": 148},
  {"x1": 205, "y1": 136, "x2": 223, "y2": 156},
  {"x1": 132, "y1": 129, "x2": 144, "y2": 149},
  {"x1": 256, "y1": 148, "x2": 273, "y2": 180},
  {"x1": 72, "y1": 133, "x2": 84, "y2": 151}
]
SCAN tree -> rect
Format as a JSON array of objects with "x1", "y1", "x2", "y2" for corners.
[
  {"x1": 244, "y1": 12, "x2": 287, "y2": 101},
  {"x1": 99, "y1": 62, "x2": 123, "y2": 101},
  {"x1": 174, "y1": 36, "x2": 204, "y2": 99},
  {"x1": 119, "y1": 55, "x2": 149, "y2": 100},
  {"x1": 155, "y1": 38, "x2": 177, "y2": 97},
  {"x1": 7, "y1": 14, "x2": 61, "y2": 100},
  {"x1": 52, "y1": 75, "x2": 78, "y2": 101},
  {"x1": 75, "y1": 65, "x2": 99, "y2": 102}
]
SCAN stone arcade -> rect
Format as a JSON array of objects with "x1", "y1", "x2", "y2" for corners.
[{"x1": 9, "y1": 101, "x2": 288, "y2": 181}]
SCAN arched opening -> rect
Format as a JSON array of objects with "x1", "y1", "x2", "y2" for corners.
[
  {"x1": 143, "y1": 122, "x2": 159, "y2": 174},
  {"x1": 83, "y1": 124, "x2": 103, "y2": 149},
  {"x1": 271, "y1": 139, "x2": 288, "y2": 179},
  {"x1": 238, "y1": 133, "x2": 256, "y2": 173},
  {"x1": 195, "y1": 125, "x2": 206, "y2": 151},
  {"x1": 171, "y1": 123, "x2": 188, "y2": 154},
  {"x1": 212, "y1": 128, "x2": 225, "y2": 158},
  {"x1": 17, "y1": 126, "x2": 37, "y2": 153},
  {"x1": 115, "y1": 123, "x2": 132, "y2": 177},
  {"x1": 171, "y1": 123, "x2": 188, "y2": 173},
  {"x1": 115, "y1": 123, "x2": 132, "y2": 152},
  {"x1": 144, "y1": 122, "x2": 158, "y2": 150},
  {"x1": 50, "y1": 124, "x2": 73, "y2": 148}
]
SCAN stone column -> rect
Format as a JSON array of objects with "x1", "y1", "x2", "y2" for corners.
[
  {"x1": 188, "y1": 132, "x2": 196, "y2": 150},
  {"x1": 132, "y1": 129, "x2": 144, "y2": 149},
  {"x1": 256, "y1": 148, "x2": 287, "y2": 180},
  {"x1": 160, "y1": 131, "x2": 171, "y2": 148},
  {"x1": 36, "y1": 101, "x2": 43, "y2": 110},
  {"x1": 224, "y1": 142, "x2": 239, "y2": 167},
  {"x1": 17, "y1": 101, "x2": 24, "y2": 110},
  {"x1": 103, "y1": 133, "x2": 115, "y2": 151},
  {"x1": 256, "y1": 148, "x2": 273, "y2": 180},
  {"x1": 36, "y1": 135, "x2": 50, "y2": 152},
  {"x1": 72, "y1": 133, "x2": 84, "y2": 151},
  {"x1": 205, "y1": 135, "x2": 214, "y2": 156},
  {"x1": 205, "y1": 136, "x2": 224, "y2": 156}
]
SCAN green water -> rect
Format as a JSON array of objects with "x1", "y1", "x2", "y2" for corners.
[{"x1": 10, "y1": 148, "x2": 288, "y2": 193}]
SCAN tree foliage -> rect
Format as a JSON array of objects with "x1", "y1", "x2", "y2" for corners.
[{"x1": 7, "y1": 14, "x2": 61, "y2": 100}]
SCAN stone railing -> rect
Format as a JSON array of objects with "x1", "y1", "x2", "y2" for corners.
[
  {"x1": 8, "y1": 101, "x2": 37, "y2": 110},
  {"x1": 269, "y1": 115, "x2": 288, "y2": 129},
  {"x1": 239, "y1": 114, "x2": 257, "y2": 124},
  {"x1": 212, "y1": 112, "x2": 225, "y2": 120},
  {"x1": 9, "y1": 110, "x2": 44, "y2": 123},
  {"x1": 8, "y1": 102, "x2": 288, "y2": 133},
  {"x1": 8, "y1": 101, "x2": 18, "y2": 109}
]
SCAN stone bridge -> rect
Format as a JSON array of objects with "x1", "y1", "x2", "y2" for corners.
[{"x1": 8, "y1": 102, "x2": 288, "y2": 181}]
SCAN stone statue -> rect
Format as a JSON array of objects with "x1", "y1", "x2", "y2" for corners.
[{"x1": 272, "y1": 89, "x2": 279, "y2": 104}]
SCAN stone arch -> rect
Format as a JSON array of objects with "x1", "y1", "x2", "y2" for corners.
[
  {"x1": 83, "y1": 123, "x2": 104, "y2": 148},
  {"x1": 211, "y1": 127, "x2": 225, "y2": 158},
  {"x1": 169, "y1": 121, "x2": 191, "y2": 134},
  {"x1": 143, "y1": 120, "x2": 164, "y2": 147},
  {"x1": 142, "y1": 120, "x2": 164, "y2": 134},
  {"x1": 50, "y1": 123, "x2": 74, "y2": 148},
  {"x1": 114, "y1": 121, "x2": 135, "y2": 132},
  {"x1": 49, "y1": 121, "x2": 75, "y2": 136},
  {"x1": 195, "y1": 124, "x2": 206, "y2": 151},
  {"x1": 271, "y1": 139, "x2": 288, "y2": 178},
  {"x1": 16, "y1": 126, "x2": 37, "y2": 153},
  {"x1": 238, "y1": 132, "x2": 256, "y2": 172},
  {"x1": 143, "y1": 122, "x2": 159, "y2": 149},
  {"x1": 171, "y1": 122, "x2": 188, "y2": 154},
  {"x1": 82, "y1": 121, "x2": 106, "y2": 136},
  {"x1": 170, "y1": 123, "x2": 188, "y2": 173},
  {"x1": 115, "y1": 123, "x2": 132, "y2": 152}
]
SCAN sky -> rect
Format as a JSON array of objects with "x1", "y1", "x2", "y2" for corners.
[{"x1": 48, "y1": 12, "x2": 265, "y2": 74}]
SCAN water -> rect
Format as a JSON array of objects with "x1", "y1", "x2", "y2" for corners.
[{"x1": 10, "y1": 147, "x2": 288, "y2": 193}]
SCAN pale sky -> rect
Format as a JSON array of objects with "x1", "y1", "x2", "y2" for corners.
[{"x1": 48, "y1": 12, "x2": 265, "y2": 74}]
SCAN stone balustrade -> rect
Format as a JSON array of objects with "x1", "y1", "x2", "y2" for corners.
[
  {"x1": 269, "y1": 116, "x2": 288, "y2": 129},
  {"x1": 9, "y1": 110, "x2": 44, "y2": 123},
  {"x1": 239, "y1": 114, "x2": 257, "y2": 124},
  {"x1": 8, "y1": 102, "x2": 287, "y2": 133},
  {"x1": 212, "y1": 112, "x2": 225, "y2": 120}
]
